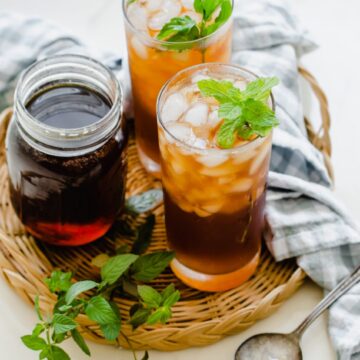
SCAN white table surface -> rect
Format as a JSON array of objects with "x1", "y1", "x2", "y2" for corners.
[{"x1": 0, "y1": 0, "x2": 359, "y2": 359}]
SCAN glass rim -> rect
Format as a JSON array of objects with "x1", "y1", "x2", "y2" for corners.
[
  {"x1": 122, "y1": 0, "x2": 234, "y2": 47},
  {"x1": 15, "y1": 54, "x2": 123, "y2": 139},
  {"x1": 156, "y1": 62, "x2": 276, "y2": 155}
]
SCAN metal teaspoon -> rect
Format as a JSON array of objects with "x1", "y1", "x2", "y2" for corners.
[{"x1": 235, "y1": 265, "x2": 360, "y2": 360}]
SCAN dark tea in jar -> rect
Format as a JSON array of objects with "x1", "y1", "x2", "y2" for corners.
[{"x1": 6, "y1": 55, "x2": 127, "y2": 246}]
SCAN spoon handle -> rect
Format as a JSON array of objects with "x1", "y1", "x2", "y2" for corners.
[{"x1": 293, "y1": 264, "x2": 360, "y2": 337}]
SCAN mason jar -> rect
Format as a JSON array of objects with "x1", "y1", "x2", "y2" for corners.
[{"x1": 6, "y1": 54, "x2": 127, "y2": 246}]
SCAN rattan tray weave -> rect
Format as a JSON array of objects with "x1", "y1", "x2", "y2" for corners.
[{"x1": 0, "y1": 68, "x2": 331, "y2": 351}]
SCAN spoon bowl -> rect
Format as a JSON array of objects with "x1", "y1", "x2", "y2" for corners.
[
  {"x1": 234, "y1": 265, "x2": 360, "y2": 360},
  {"x1": 235, "y1": 333, "x2": 302, "y2": 360}
]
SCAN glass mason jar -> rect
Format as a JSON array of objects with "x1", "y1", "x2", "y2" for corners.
[
  {"x1": 157, "y1": 63, "x2": 274, "y2": 291},
  {"x1": 123, "y1": 0, "x2": 233, "y2": 177},
  {"x1": 6, "y1": 55, "x2": 128, "y2": 246}
]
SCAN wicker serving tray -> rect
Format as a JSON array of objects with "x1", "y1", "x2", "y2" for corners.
[{"x1": 0, "y1": 68, "x2": 331, "y2": 351}]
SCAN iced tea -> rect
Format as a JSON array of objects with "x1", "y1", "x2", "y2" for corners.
[
  {"x1": 157, "y1": 64, "x2": 274, "y2": 291},
  {"x1": 123, "y1": 0, "x2": 233, "y2": 176}
]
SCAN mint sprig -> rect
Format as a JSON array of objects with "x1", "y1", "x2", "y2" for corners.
[
  {"x1": 197, "y1": 77, "x2": 280, "y2": 148},
  {"x1": 21, "y1": 203, "x2": 180, "y2": 360},
  {"x1": 156, "y1": 0, "x2": 232, "y2": 51}
]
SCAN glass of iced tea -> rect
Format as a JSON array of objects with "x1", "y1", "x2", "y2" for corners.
[
  {"x1": 123, "y1": 0, "x2": 233, "y2": 177},
  {"x1": 157, "y1": 63, "x2": 277, "y2": 291}
]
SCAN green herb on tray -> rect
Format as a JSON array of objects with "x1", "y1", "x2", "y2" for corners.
[{"x1": 21, "y1": 192, "x2": 179, "y2": 360}]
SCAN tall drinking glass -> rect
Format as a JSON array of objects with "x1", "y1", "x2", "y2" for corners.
[
  {"x1": 157, "y1": 63, "x2": 274, "y2": 291},
  {"x1": 123, "y1": 0, "x2": 233, "y2": 177}
]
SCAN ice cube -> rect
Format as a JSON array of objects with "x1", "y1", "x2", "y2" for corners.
[
  {"x1": 234, "y1": 80, "x2": 247, "y2": 91},
  {"x1": 163, "y1": 0, "x2": 181, "y2": 18},
  {"x1": 148, "y1": 11, "x2": 171, "y2": 30},
  {"x1": 232, "y1": 148, "x2": 256, "y2": 164},
  {"x1": 193, "y1": 207, "x2": 212, "y2": 217},
  {"x1": 183, "y1": 11, "x2": 202, "y2": 23},
  {"x1": 181, "y1": 84, "x2": 200, "y2": 103},
  {"x1": 181, "y1": 0, "x2": 194, "y2": 10},
  {"x1": 193, "y1": 137, "x2": 208, "y2": 149},
  {"x1": 149, "y1": 0, "x2": 181, "y2": 29},
  {"x1": 200, "y1": 201, "x2": 224, "y2": 214},
  {"x1": 146, "y1": 0, "x2": 163, "y2": 12},
  {"x1": 161, "y1": 93, "x2": 188, "y2": 123},
  {"x1": 197, "y1": 153, "x2": 228, "y2": 167},
  {"x1": 249, "y1": 144, "x2": 270, "y2": 175},
  {"x1": 228, "y1": 178, "x2": 253, "y2": 193},
  {"x1": 131, "y1": 36, "x2": 148, "y2": 59},
  {"x1": 208, "y1": 109, "x2": 222, "y2": 128},
  {"x1": 166, "y1": 123, "x2": 196, "y2": 145},
  {"x1": 192, "y1": 73, "x2": 210, "y2": 84},
  {"x1": 127, "y1": 3, "x2": 148, "y2": 31},
  {"x1": 183, "y1": 103, "x2": 209, "y2": 127}
]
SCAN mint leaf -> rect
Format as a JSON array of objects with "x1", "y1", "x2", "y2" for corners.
[
  {"x1": 161, "y1": 284, "x2": 176, "y2": 300},
  {"x1": 202, "y1": 0, "x2": 223, "y2": 20},
  {"x1": 241, "y1": 98, "x2": 279, "y2": 137},
  {"x1": 48, "y1": 345, "x2": 71, "y2": 360},
  {"x1": 100, "y1": 301, "x2": 121, "y2": 341},
  {"x1": 45, "y1": 271, "x2": 72, "y2": 294},
  {"x1": 242, "y1": 77, "x2": 279, "y2": 102},
  {"x1": 138, "y1": 285, "x2": 162, "y2": 308},
  {"x1": 131, "y1": 214, "x2": 155, "y2": 255},
  {"x1": 131, "y1": 251, "x2": 175, "y2": 282},
  {"x1": 163, "y1": 290, "x2": 180, "y2": 308},
  {"x1": 85, "y1": 296, "x2": 118, "y2": 325},
  {"x1": 52, "y1": 314, "x2": 77, "y2": 334},
  {"x1": 218, "y1": 102, "x2": 242, "y2": 120},
  {"x1": 216, "y1": 118, "x2": 240, "y2": 148},
  {"x1": 194, "y1": 0, "x2": 223, "y2": 20},
  {"x1": 197, "y1": 79, "x2": 241, "y2": 103},
  {"x1": 65, "y1": 280, "x2": 98, "y2": 304},
  {"x1": 34, "y1": 295, "x2": 43, "y2": 321},
  {"x1": 100, "y1": 322, "x2": 121, "y2": 341},
  {"x1": 197, "y1": 77, "x2": 279, "y2": 148},
  {"x1": 129, "y1": 307, "x2": 151, "y2": 329},
  {"x1": 194, "y1": 0, "x2": 204, "y2": 14},
  {"x1": 91, "y1": 253, "x2": 110, "y2": 268},
  {"x1": 126, "y1": 189, "x2": 163, "y2": 215},
  {"x1": 203, "y1": 0, "x2": 232, "y2": 36},
  {"x1": 101, "y1": 254, "x2": 138, "y2": 285},
  {"x1": 71, "y1": 329, "x2": 91, "y2": 356},
  {"x1": 21, "y1": 335, "x2": 47, "y2": 351},
  {"x1": 157, "y1": 16, "x2": 198, "y2": 42},
  {"x1": 147, "y1": 307, "x2": 172, "y2": 325},
  {"x1": 32, "y1": 323, "x2": 45, "y2": 337}
]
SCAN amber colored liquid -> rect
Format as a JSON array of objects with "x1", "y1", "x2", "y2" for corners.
[
  {"x1": 164, "y1": 190, "x2": 266, "y2": 275},
  {"x1": 158, "y1": 119, "x2": 272, "y2": 289},
  {"x1": 7, "y1": 84, "x2": 128, "y2": 246},
  {"x1": 126, "y1": 24, "x2": 233, "y2": 175}
]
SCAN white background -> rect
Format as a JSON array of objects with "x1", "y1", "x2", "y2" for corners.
[{"x1": 0, "y1": 0, "x2": 359, "y2": 359}]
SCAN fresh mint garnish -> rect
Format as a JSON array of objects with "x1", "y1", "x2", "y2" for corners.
[
  {"x1": 157, "y1": 16, "x2": 199, "y2": 42},
  {"x1": 156, "y1": 0, "x2": 232, "y2": 50},
  {"x1": 197, "y1": 77, "x2": 280, "y2": 148},
  {"x1": 21, "y1": 207, "x2": 180, "y2": 360}
]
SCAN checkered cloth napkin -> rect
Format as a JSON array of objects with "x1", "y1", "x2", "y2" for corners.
[{"x1": 0, "y1": 0, "x2": 359, "y2": 358}]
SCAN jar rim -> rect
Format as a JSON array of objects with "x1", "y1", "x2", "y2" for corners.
[
  {"x1": 14, "y1": 54, "x2": 124, "y2": 155},
  {"x1": 122, "y1": 0, "x2": 234, "y2": 48},
  {"x1": 156, "y1": 63, "x2": 276, "y2": 155}
]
